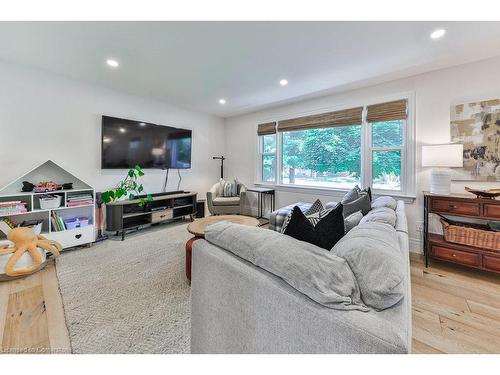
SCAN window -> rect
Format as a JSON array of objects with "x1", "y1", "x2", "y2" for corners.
[
  {"x1": 281, "y1": 125, "x2": 361, "y2": 189},
  {"x1": 259, "y1": 134, "x2": 276, "y2": 183},
  {"x1": 370, "y1": 120, "x2": 404, "y2": 191},
  {"x1": 257, "y1": 98, "x2": 413, "y2": 195}
]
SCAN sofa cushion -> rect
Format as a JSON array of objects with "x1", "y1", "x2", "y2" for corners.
[
  {"x1": 204, "y1": 221, "x2": 368, "y2": 311},
  {"x1": 341, "y1": 185, "x2": 372, "y2": 204},
  {"x1": 371, "y1": 196, "x2": 397, "y2": 210},
  {"x1": 344, "y1": 210, "x2": 363, "y2": 233},
  {"x1": 331, "y1": 222, "x2": 405, "y2": 310},
  {"x1": 341, "y1": 186, "x2": 360, "y2": 204},
  {"x1": 283, "y1": 204, "x2": 344, "y2": 250},
  {"x1": 343, "y1": 192, "x2": 371, "y2": 217},
  {"x1": 213, "y1": 196, "x2": 241, "y2": 206},
  {"x1": 359, "y1": 207, "x2": 397, "y2": 227}
]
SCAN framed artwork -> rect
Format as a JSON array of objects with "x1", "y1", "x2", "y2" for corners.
[{"x1": 450, "y1": 99, "x2": 500, "y2": 181}]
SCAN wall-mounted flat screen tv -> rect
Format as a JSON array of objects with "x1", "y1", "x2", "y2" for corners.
[{"x1": 101, "y1": 116, "x2": 192, "y2": 169}]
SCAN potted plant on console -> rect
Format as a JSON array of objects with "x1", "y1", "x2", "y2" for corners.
[{"x1": 101, "y1": 165, "x2": 153, "y2": 207}]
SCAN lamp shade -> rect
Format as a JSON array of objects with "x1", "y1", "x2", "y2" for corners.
[{"x1": 422, "y1": 144, "x2": 463, "y2": 168}]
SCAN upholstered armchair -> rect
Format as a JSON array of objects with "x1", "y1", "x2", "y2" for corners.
[{"x1": 207, "y1": 182, "x2": 246, "y2": 215}]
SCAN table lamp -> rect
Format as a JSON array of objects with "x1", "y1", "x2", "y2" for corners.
[{"x1": 422, "y1": 143, "x2": 463, "y2": 195}]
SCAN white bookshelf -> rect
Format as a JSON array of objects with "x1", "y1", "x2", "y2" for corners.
[{"x1": 0, "y1": 160, "x2": 95, "y2": 249}]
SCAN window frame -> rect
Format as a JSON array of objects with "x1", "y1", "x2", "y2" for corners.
[
  {"x1": 258, "y1": 133, "x2": 277, "y2": 183},
  {"x1": 365, "y1": 118, "x2": 406, "y2": 193},
  {"x1": 255, "y1": 92, "x2": 416, "y2": 198}
]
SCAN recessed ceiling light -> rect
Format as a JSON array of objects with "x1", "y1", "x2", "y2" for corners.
[
  {"x1": 279, "y1": 79, "x2": 288, "y2": 86},
  {"x1": 119, "y1": 127, "x2": 126, "y2": 133},
  {"x1": 139, "y1": 122, "x2": 146, "y2": 126},
  {"x1": 219, "y1": 99, "x2": 226, "y2": 105},
  {"x1": 106, "y1": 59, "x2": 119, "y2": 68},
  {"x1": 103, "y1": 137, "x2": 111, "y2": 143},
  {"x1": 430, "y1": 29, "x2": 446, "y2": 40}
]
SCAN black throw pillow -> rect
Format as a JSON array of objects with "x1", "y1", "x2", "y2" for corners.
[{"x1": 283, "y1": 204, "x2": 345, "y2": 250}]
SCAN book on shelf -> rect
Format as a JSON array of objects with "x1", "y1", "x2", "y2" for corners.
[
  {"x1": 66, "y1": 194, "x2": 93, "y2": 207},
  {"x1": 58, "y1": 216, "x2": 65, "y2": 230},
  {"x1": 50, "y1": 217, "x2": 58, "y2": 231},
  {"x1": 51, "y1": 210, "x2": 66, "y2": 231},
  {"x1": 67, "y1": 202, "x2": 93, "y2": 207},
  {"x1": 0, "y1": 201, "x2": 28, "y2": 215},
  {"x1": 0, "y1": 200, "x2": 22, "y2": 206},
  {"x1": 67, "y1": 194, "x2": 93, "y2": 199},
  {"x1": 0, "y1": 217, "x2": 16, "y2": 235}
]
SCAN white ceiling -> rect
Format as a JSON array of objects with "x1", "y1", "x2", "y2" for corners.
[{"x1": 1, "y1": 21, "x2": 500, "y2": 118}]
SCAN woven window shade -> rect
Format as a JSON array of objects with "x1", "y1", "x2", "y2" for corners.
[
  {"x1": 277, "y1": 107, "x2": 363, "y2": 132},
  {"x1": 366, "y1": 99, "x2": 407, "y2": 122},
  {"x1": 257, "y1": 122, "x2": 276, "y2": 136}
]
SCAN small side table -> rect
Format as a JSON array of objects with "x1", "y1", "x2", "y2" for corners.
[{"x1": 246, "y1": 187, "x2": 276, "y2": 220}]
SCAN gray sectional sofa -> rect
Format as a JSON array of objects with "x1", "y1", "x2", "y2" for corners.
[{"x1": 190, "y1": 200, "x2": 411, "y2": 353}]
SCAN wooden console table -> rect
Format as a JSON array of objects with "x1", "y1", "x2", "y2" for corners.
[
  {"x1": 106, "y1": 191, "x2": 197, "y2": 240},
  {"x1": 423, "y1": 192, "x2": 500, "y2": 273}
]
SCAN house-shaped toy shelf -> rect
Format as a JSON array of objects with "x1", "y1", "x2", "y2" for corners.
[{"x1": 0, "y1": 160, "x2": 95, "y2": 249}]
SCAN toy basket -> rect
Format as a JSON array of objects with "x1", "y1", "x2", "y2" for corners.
[
  {"x1": 63, "y1": 217, "x2": 89, "y2": 230},
  {"x1": 441, "y1": 218, "x2": 500, "y2": 251},
  {"x1": 39, "y1": 195, "x2": 62, "y2": 209}
]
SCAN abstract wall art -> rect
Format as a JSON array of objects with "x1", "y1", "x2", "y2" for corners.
[{"x1": 450, "y1": 99, "x2": 500, "y2": 181}]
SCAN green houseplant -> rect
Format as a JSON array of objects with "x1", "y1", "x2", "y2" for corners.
[{"x1": 101, "y1": 165, "x2": 153, "y2": 207}]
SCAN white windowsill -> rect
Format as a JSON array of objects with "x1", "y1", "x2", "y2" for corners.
[{"x1": 253, "y1": 182, "x2": 416, "y2": 204}]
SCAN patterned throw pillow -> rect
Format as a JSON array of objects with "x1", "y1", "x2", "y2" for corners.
[
  {"x1": 281, "y1": 199, "x2": 323, "y2": 233},
  {"x1": 304, "y1": 199, "x2": 323, "y2": 216},
  {"x1": 306, "y1": 205, "x2": 337, "y2": 226},
  {"x1": 280, "y1": 212, "x2": 293, "y2": 233},
  {"x1": 220, "y1": 178, "x2": 238, "y2": 197}
]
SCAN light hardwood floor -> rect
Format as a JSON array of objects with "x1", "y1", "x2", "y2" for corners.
[
  {"x1": 411, "y1": 253, "x2": 500, "y2": 353},
  {"x1": 0, "y1": 259, "x2": 70, "y2": 354},
  {"x1": 1, "y1": 254, "x2": 500, "y2": 354}
]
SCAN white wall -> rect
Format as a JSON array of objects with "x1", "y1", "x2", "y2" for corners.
[
  {"x1": 224, "y1": 56, "x2": 500, "y2": 252},
  {"x1": 0, "y1": 61, "x2": 225, "y2": 198}
]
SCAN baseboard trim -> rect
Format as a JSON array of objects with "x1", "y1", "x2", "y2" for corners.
[{"x1": 409, "y1": 236, "x2": 423, "y2": 254}]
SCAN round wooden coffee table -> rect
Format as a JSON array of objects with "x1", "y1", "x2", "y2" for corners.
[{"x1": 185, "y1": 215, "x2": 260, "y2": 281}]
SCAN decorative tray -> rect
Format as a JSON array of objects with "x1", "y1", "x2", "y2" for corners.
[{"x1": 465, "y1": 187, "x2": 500, "y2": 199}]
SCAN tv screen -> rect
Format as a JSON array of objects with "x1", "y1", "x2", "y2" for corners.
[{"x1": 101, "y1": 116, "x2": 192, "y2": 169}]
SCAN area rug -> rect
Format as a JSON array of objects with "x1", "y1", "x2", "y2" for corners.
[{"x1": 56, "y1": 222, "x2": 192, "y2": 353}]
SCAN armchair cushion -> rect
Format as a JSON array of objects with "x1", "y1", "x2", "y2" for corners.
[{"x1": 213, "y1": 197, "x2": 241, "y2": 206}]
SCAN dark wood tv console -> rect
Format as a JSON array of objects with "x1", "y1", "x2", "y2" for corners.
[
  {"x1": 423, "y1": 192, "x2": 500, "y2": 273},
  {"x1": 105, "y1": 191, "x2": 197, "y2": 240}
]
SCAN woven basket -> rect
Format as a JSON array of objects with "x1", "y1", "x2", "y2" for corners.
[{"x1": 441, "y1": 219, "x2": 500, "y2": 251}]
